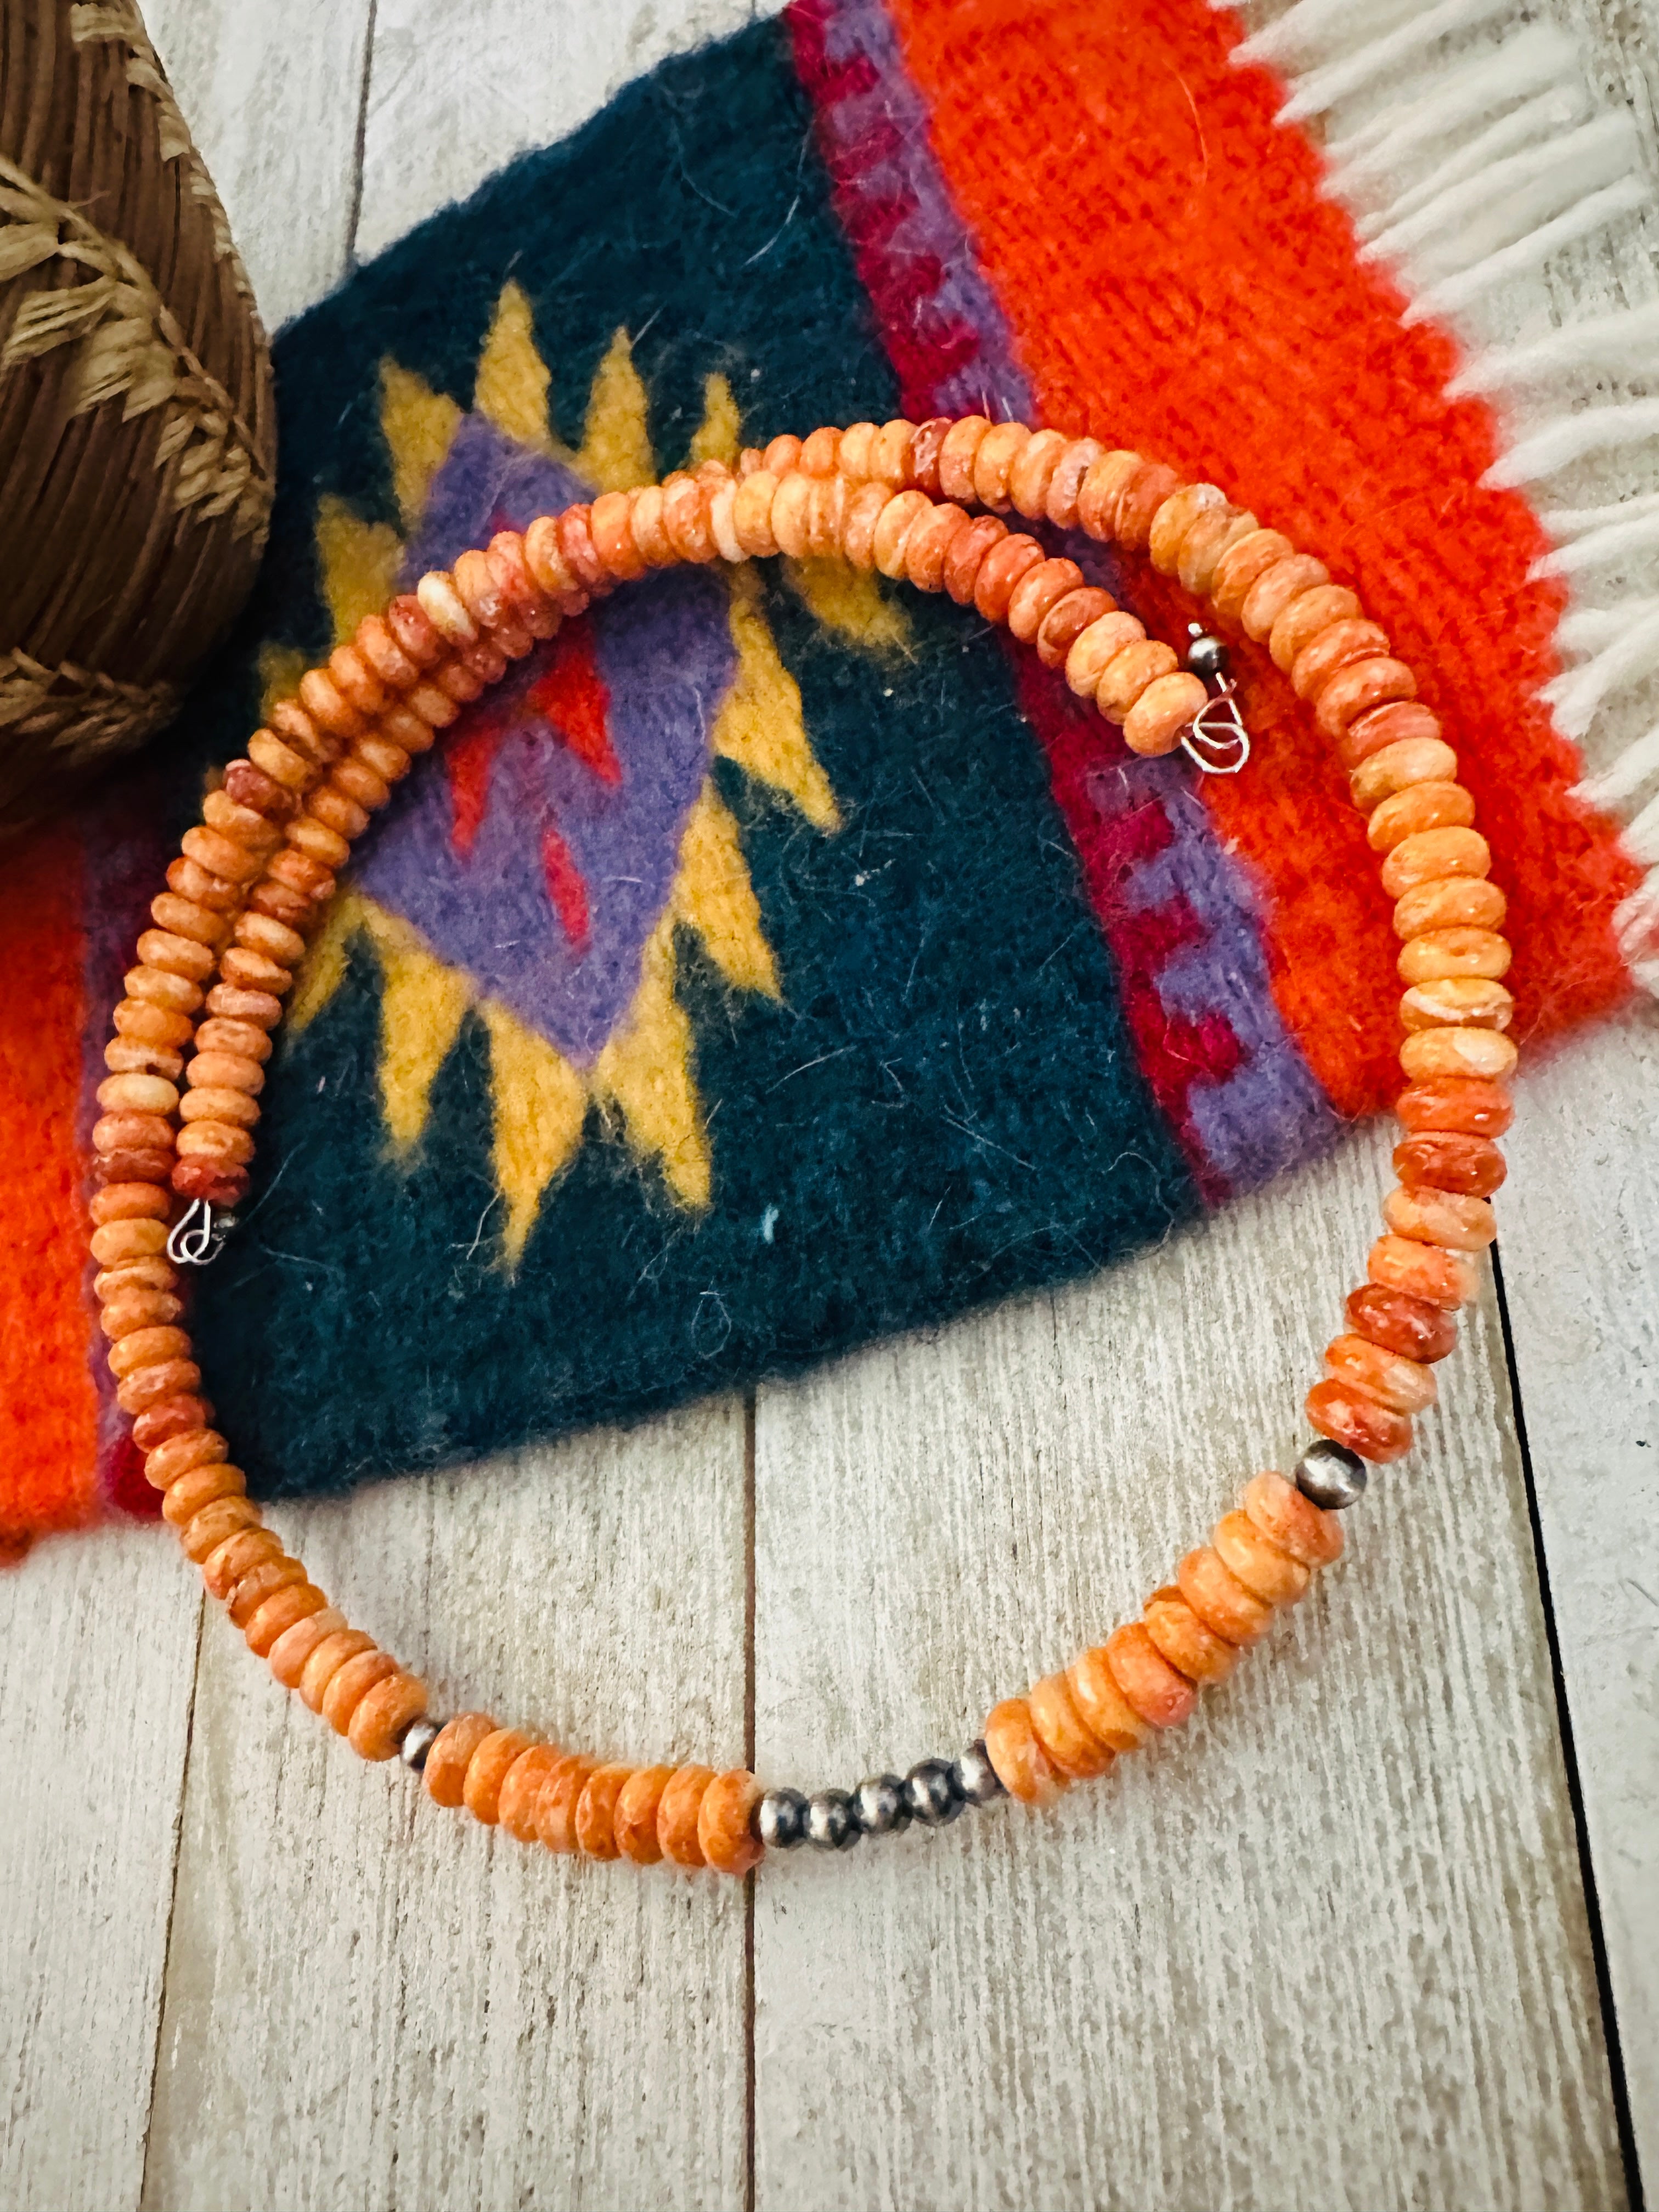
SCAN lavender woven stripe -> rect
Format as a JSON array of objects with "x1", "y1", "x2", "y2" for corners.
[
  {"x1": 813, "y1": 0, "x2": 1031, "y2": 419},
  {"x1": 1115, "y1": 768, "x2": 1341, "y2": 1188}
]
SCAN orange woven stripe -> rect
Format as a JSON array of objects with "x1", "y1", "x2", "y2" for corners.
[
  {"x1": 886, "y1": 0, "x2": 1638, "y2": 1114},
  {"x1": 0, "y1": 821, "x2": 100, "y2": 1553}
]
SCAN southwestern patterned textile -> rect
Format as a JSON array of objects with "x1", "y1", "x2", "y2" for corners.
[{"x1": 1, "y1": 0, "x2": 1635, "y2": 1549}]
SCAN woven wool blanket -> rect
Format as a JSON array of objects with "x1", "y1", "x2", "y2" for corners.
[{"x1": 4, "y1": 0, "x2": 1655, "y2": 1554}]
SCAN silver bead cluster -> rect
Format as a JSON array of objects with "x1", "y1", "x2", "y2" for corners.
[
  {"x1": 1294, "y1": 1438, "x2": 1368, "y2": 1510},
  {"x1": 753, "y1": 1742, "x2": 1006, "y2": 1853}
]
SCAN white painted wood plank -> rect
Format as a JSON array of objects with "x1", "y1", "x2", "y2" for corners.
[
  {"x1": 145, "y1": 0, "x2": 374, "y2": 330},
  {"x1": 753, "y1": 1117, "x2": 1627, "y2": 2211},
  {"x1": 140, "y1": 1410, "x2": 749, "y2": 2212},
  {"x1": 1501, "y1": 1012, "x2": 1659, "y2": 2188},
  {"x1": 3, "y1": 9, "x2": 374, "y2": 2210},
  {"x1": 1415, "y1": 0, "x2": 1659, "y2": 2175},
  {"x1": 356, "y1": 0, "x2": 782, "y2": 264},
  {"x1": 0, "y1": 1526, "x2": 200, "y2": 2212}
]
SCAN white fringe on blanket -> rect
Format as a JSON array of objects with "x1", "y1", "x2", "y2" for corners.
[{"x1": 1216, "y1": 0, "x2": 1659, "y2": 996}]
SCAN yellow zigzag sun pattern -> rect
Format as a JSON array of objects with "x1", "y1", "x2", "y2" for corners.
[{"x1": 284, "y1": 281, "x2": 907, "y2": 1265}]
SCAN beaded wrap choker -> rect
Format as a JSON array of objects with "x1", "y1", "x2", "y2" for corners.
[{"x1": 90, "y1": 415, "x2": 1516, "y2": 1875}]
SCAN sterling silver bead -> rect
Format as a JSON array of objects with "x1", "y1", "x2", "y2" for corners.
[
  {"x1": 852, "y1": 1774, "x2": 911, "y2": 1837},
  {"x1": 756, "y1": 1788, "x2": 809, "y2": 1849},
  {"x1": 805, "y1": 1790, "x2": 860, "y2": 1851},
  {"x1": 398, "y1": 1716, "x2": 442, "y2": 1772},
  {"x1": 904, "y1": 1759, "x2": 963, "y2": 1827},
  {"x1": 1186, "y1": 631, "x2": 1229, "y2": 684},
  {"x1": 951, "y1": 1740, "x2": 1005, "y2": 1806},
  {"x1": 1295, "y1": 1438, "x2": 1368, "y2": 1510}
]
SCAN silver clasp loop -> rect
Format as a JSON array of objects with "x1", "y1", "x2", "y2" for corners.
[
  {"x1": 1180, "y1": 625, "x2": 1251, "y2": 776},
  {"x1": 167, "y1": 1198, "x2": 236, "y2": 1267},
  {"x1": 1183, "y1": 681, "x2": 1250, "y2": 775}
]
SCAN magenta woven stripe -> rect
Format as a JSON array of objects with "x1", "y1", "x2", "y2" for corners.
[{"x1": 788, "y1": 0, "x2": 1032, "y2": 421}]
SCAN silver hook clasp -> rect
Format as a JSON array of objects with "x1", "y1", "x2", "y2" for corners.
[
  {"x1": 1184, "y1": 682, "x2": 1250, "y2": 775},
  {"x1": 1180, "y1": 627, "x2": 1251, "y2": 776},
  {"x1": 167, "y1": 1198, "x2": 236, "y2": 1267}
]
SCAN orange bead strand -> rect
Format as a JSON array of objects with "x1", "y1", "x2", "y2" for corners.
[{"x1": 88, "y1": 420, "x2": 1514, "y2": 1871}]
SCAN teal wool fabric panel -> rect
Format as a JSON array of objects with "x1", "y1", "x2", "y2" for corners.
[{"x1": 174, "y1": 20, "x2": 1199, "y2": 1496}]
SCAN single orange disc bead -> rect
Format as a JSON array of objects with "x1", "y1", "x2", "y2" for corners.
[
  {"x1": 1146, "y1": 481, "x2": 1225, "y2": 573},
  {"x1": 179, "y1": 1494, "x2": 259, "y2": 1564},
  {"x1": 1094, "y1": 640, "x2": 1178, "y2": 724},
  {"x1": 1339, "y1": 699, "x2": 1443, "y2": 770},
  {"x1": 1324, "y1": 1334, "x2": 1437, "y2": 1416},
  {"x1": 1006, "y1": 556, "x2": 1084, "y2": 643},
  {"x1": 1400, "y1": 1026, "x2": 1517, "y2": 1084},
  {"x1": 935, "y1": 415, "x2": 991, "y2": 501},
  {"x1": 1289, "y1": 618, "x2": 1390, "y2": 703},
  {"x1": 1114, "y1": 461, "x2": 1183, "y2": 549},
  {"x1": 244, "y1": 1581, "x2": 328, "y2": 1658},
  {"x1": 1383, "y1": 1183, "x2": 1497, "y2": 1251},
  {"x1": 1306, "y1": 1377, "x2": 1414, "y2": 1464},
  {"x1": 1239, "y1": 1472, "x2": 1344, "y2": 1570},
  {"x1": 973, "y1": 533, "x2": 1045, "y2": 624},
  {"x1": 462, "y1": 1728, "x2": 538, "y2": 1825},
  {"x1": 1075, "y1": 450, "x2": 1144, "y2": 541},
  {"x1": 1396, "y1": 1077, "x2": 1514, "y2": 1139},
  {"x1": 982, "y1": 1699, "x2": 1065, "y2": 1805},
  {"x1": 295, "y1": 1627, "x2": 376, "y2": 1712},
  {"x1": 200, "y1": 1526, "x2": 281, "y2": 1601},
  {"x1": 1394, "y1": 1132, "x2": 1506, "y2": 1197},
  {"x1": 1064, "y1": 1644, "x2": 1150, "y2": 1750},
  {"x1": 225, "y1": 1555, "x2": 307, "y2": 1628},
  {"x1": 1398, "y1": 871, "x2": 1513, "y2": 942},
  {"x1": 1041, "y1": 438, "x2": 1102, "y2": 530},
  {"x1": 698, "y1": 1771, "x2": 765, "y2": 1876},
  {"x1": 1036, "y1": 586, "x2": 1117, "y2": 670},
  {"x1": 1177, "y1": 507, "x2": 1256, "y2": 597},
  {"x1": 658, "y1": 1765, "x2": 716, "y2": 1867},
  {"x1": 1142, "y1": 1587, "x2": 1237, "y2": 1683},
  {"x1": 970, "y1": 420, "x2": 1030, "y2": 509},
  {"x1": 1104, "y1": 1622, "x2": 1198, "y2": 1728},
  {"x1": 614, "y1": 1765, "x2": 674, "y2": 1865},
  {"x1": 320, "y1": 1649, "x2": 399, "y2": 1735},
  {"x1": 1006, "y1": 427, "x2": 1069, "y2": 519},
  {"x1": 155, "y1": 1460, "x2": 240, "y2": 1529},
  {"x1": 348, "y1": 1672, "x2": 430, "y2": 1763},
  {"x1": 1267, "y1": 582, "x2": 1359, "y2": 672},
  {"x1": 1315, "y1": 657, "x2": 1418, "y2": 741},
  {"x1": 146, "y1": 1426, "x2": 229, "y2": 1487},
  {"x1": 1345, "y1": 1283, "x2": 1458, "y2": 1364},
  {"x1": 1175, "y1": 1548, "x2": 1272, "y2": 1646},
  {"x1": 266, "y1": 1607, "x2": 347, "y2": 1690},
  {"x1": 574, "y1": 1763, "x2": 634, "y2": 1860},
  {"x1": 1026, "y1": 1671, "x2": 1115, "y2": 1779},
  {"x1": 1369, "y1": 1233, "x2": 1480, "y2": 1308},
  {"x1": 423, "y1": 1714, "x2": 498, "y2": 1808},
  {"x1": 902, "y1": 501, "x2": 971, "y2": 592},
  {"x1": 941, "y1": 513, "x2": 1007, "y2": 606},
  {"x1": 536, "y1": 1754, "x2": 598, "y2": 1854},
  {"x1": 1212, "y1": 529, "x2": 1294, "y2": 623},
  {"x1": 1211, "y1": 1510, "x2": 1311, "y2": 1606}
]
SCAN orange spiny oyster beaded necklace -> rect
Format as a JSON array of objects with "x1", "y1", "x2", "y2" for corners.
[{"x1": 92, "y1": 415, "x2": 1514, "y2": 1872}]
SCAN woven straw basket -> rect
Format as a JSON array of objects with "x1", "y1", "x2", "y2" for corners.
[{"x1": 0, "y1": 0, "x2": 275, "y2": 837}]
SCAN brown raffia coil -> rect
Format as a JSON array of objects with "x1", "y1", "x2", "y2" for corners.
[{"x1": 0, "y1": 0, "x2": 275, "y2": 835}]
